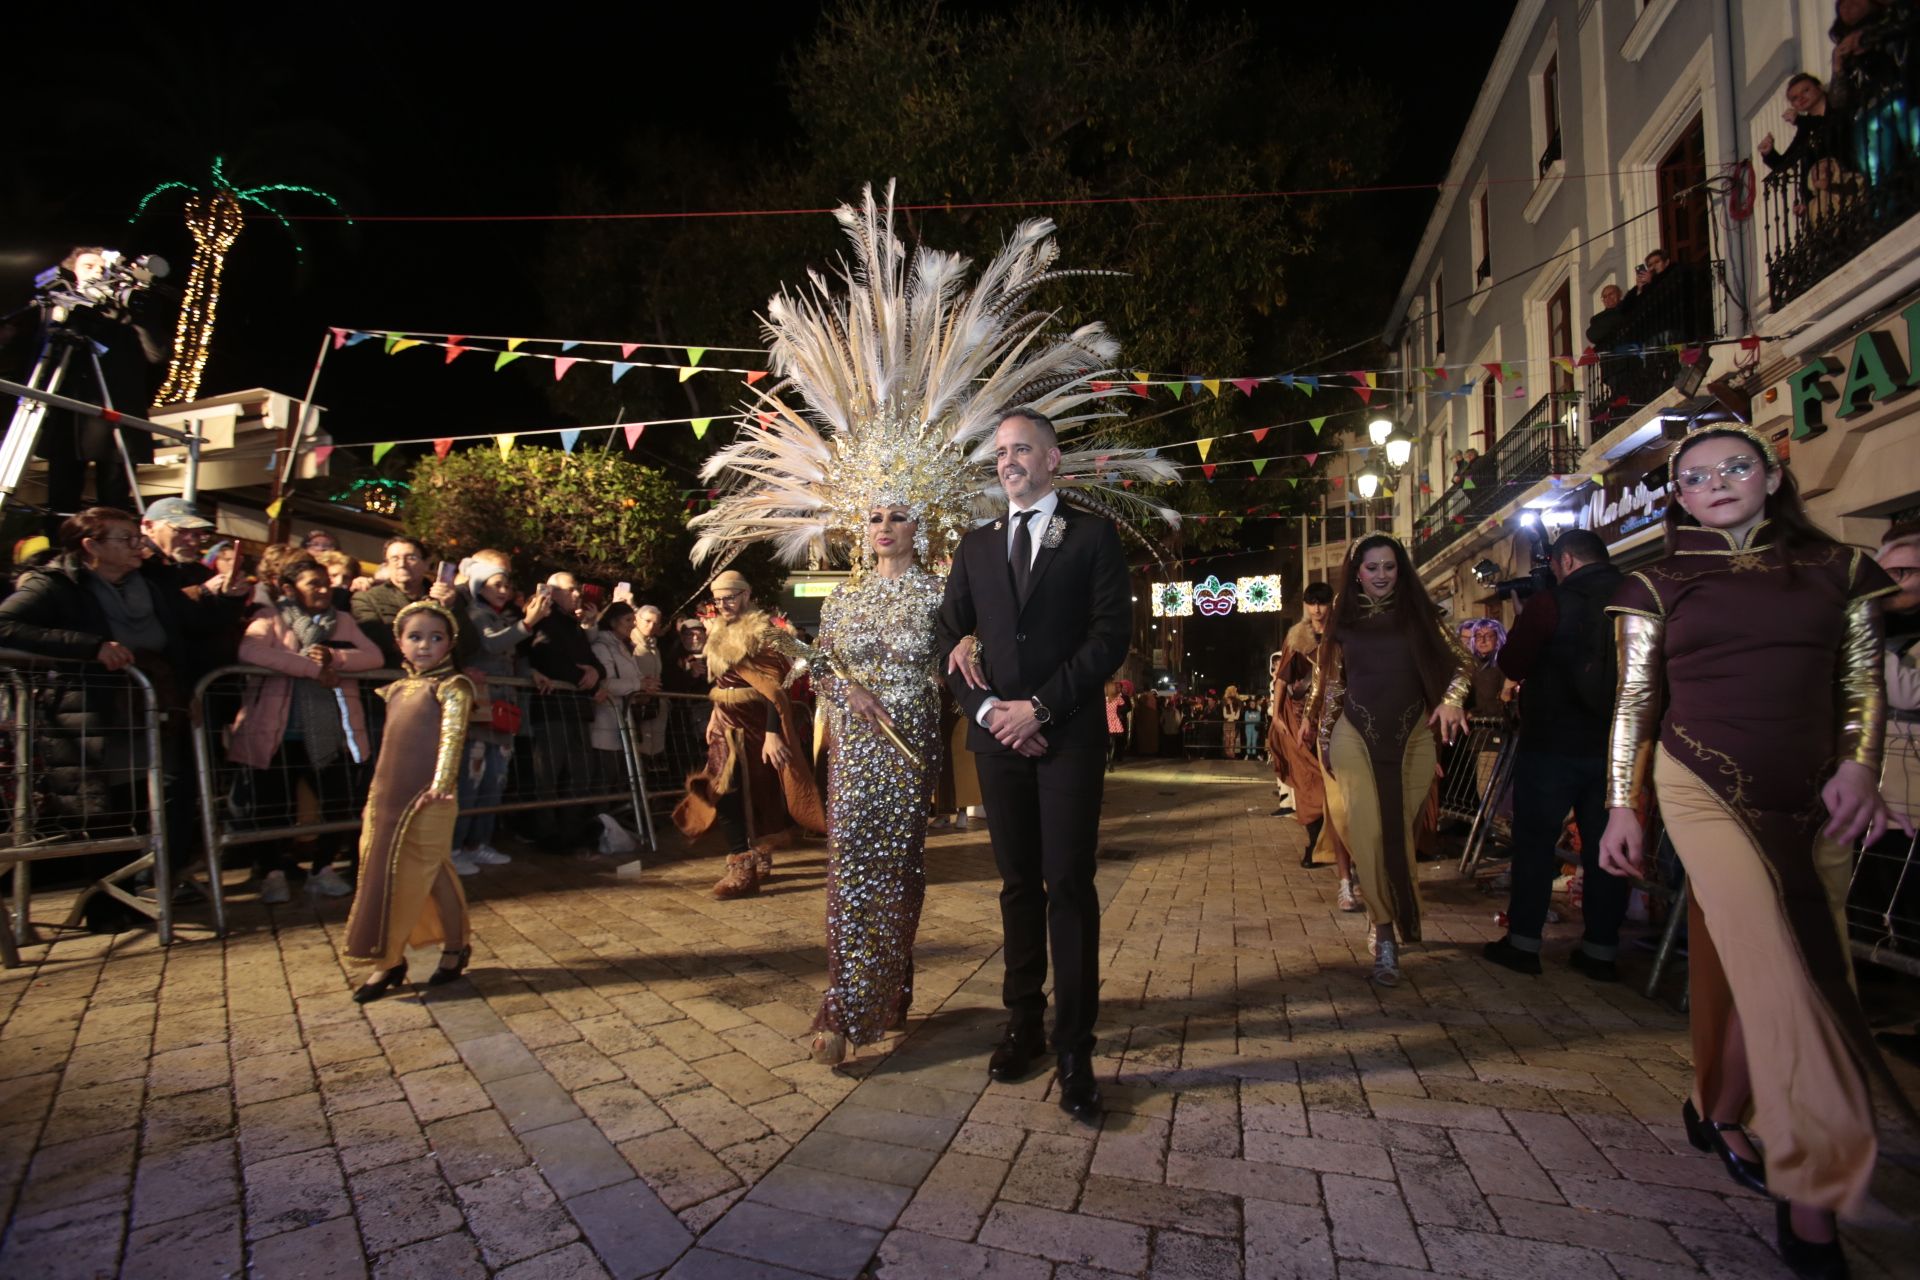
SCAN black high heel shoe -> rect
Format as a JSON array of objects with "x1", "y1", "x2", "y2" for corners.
[
  {"x1": 1775, "y1": 1201, "x2": 1849, "y2": 1279},
  {"x1": 429, "y1": 945, "x2": 472, "y2": 987},
  {"x1": 353, "y1": 963, "x2": 408, "y2": 1004},
  {"x1": 1682, "y1": 1099, "x2": 1769, "y2": 1197}
]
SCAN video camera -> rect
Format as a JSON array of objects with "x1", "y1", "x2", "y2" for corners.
[{"x1": 32, "y1": 250, "x2": 169, "y2": 315}]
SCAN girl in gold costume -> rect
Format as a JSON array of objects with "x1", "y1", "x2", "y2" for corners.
[
  {"x1": 806, "y1": 505, "x2": 946, "y2": 1065},
  {"x1": 1306, "y1": 534, "x2": 1471, "y2": 986},
  {"x1": 343, "y1": 601, "x2": 475, "y2": 1002},
  {"x1": 1599, "y1": 426, "x2": 1912, "y2": 1278}
]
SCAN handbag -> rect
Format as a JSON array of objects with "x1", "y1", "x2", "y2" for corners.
[{"x1": 490, "y1": 699, "x2": 523, "y2": 734}]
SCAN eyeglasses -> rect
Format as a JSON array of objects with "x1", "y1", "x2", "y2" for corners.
[
  {"x1": 1675, "y1": 457, "x2": 1762, "y2": 490},
  {"x1": 1887, "y1": 565, "x2": 1920, "y2": 582}
]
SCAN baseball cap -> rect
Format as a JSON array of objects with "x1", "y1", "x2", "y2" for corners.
[{"x1": 143, "y1": 497, "x2": 214, "y2": 530}]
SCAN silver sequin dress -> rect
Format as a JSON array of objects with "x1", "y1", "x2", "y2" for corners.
[{"x1": 810, "y1": 567, "x2": 946, "y2": 1045}]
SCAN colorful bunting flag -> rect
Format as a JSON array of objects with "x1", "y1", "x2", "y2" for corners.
[
  {"x1": 559, "y1": 430, "x2": 581, "y2": 454},
  {"x1": 1090, "y1": 380, "x2": 1112, "y2": 393},
  {"x1": 390, "y1": 338, "x2": 422, "y2": 356},
  {"x1": 1308, "y1": 417, "x2": 1327, "y2": 434},
  {"x1": 496, "y1": 434, "x2": 516, "y2": 458},
  {"x1": 1303, "y1": 453, "x2": 1319, "y2": 466},
  {"x1": 691, "y1": 418, "x2": 712, "y2": 439},
  {"x1": 620, "y1": 343, "x2": 639, "y2": 358},
  {"x1": 1167, "y1": 381, "x2": 1184, "y2": 400},
  {"x1": 1575, "y1": 345, "x2": 1599, "y2": 367},
  {"x1": 561, "y1": 341, "x2": 580, "y2": 352},
  {"x1": 553, "y1": 357, "x2": 579, "y2": 381},
  {"x1": 266, "y1": 497, "x2": 285, "y2": 520},
  {"x1": 1251, "y1": 458, "x2": 1268, "y2": 475},
  {"x1": 1201, "y1": 463, "x2": 1216, "y2": 480},
  {"x1": 678, "y1": 367, "x2": 700, "y2": 382},
  {"x1": 745, "y1": 370, "x2": 768, "y2": 385},
  {"x1": 1250, "y1": 428, "x2": 1269, "y2": 444},
  {"x1": 1202, "y1": 379, "x2": 1221, "y2": 397},
  {"x1": 494, "y1": 351, "x2": 525, "y2": 371},
  {"x1": 311, "y1": 445, "x2": 334, "y2": 466},
  {"x1": 371, "y1": 442, "x2": 395, "y2": 465},
  {"x1": 433, "y1": 438, "x2": 453, "y2": 459},
  {"x1": 611, "y1": 362, "x2": 636, "y2": 383},
  {"x1": 686, "y1": 347, "x2": 706, "y2": 366},
  {"x1": 506, "y1": 338, "x2": 525, "y2": 351},
  {"x1": 623, "y1": 423, "x2": 645, "y2": 449},
  {"x1": 445, "y1": 344, "x2": 467, "y2": 364},
  {"x1": 329, "y1": 327, "x2": 349, "y2": 349},
  {"x1": 1231, "y1": 378, "x2": 1258, "y2": 396},
  {"x1": 1195, "y1": 438, "x2": 1213, "y2": 460}
]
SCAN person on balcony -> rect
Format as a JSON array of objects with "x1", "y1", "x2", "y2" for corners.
[
  {"x1": 1761, "y1": 73, "x2": 1840, "y2": 197},
  {"x1": 1829, "y1": 0, "x2": 1920, "y2": 188}
]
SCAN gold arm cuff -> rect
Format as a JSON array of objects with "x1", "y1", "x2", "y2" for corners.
[
  {"x1": 1438, "y1": 619, "x2": 1474, "y2": 709},
  {"x1": 1607, "y1": 614, "x2": 1664, "y2": 809},
  {"x1": 432, "y1": 678, "x2": 473, "y2": 796},
  {"x1": 1838, "y1": 595, "x2": 1889, "y2": 770}
]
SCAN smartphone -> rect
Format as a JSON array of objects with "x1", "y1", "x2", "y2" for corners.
[
  {"x1": 437, "y1": 561, "x2": 457, "y2": 586},
  {"x1": 613, "y1": 581, "x2": 633, "y2": 602},
  {"x1": 537, "y1": 582, "x2": 553, "y2": 598}
]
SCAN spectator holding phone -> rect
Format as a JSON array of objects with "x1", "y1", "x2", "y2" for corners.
[
  {"x1": 352, "y1": 536, "x2": 457, "y2": 667},
  {"x1": 455, "y1": 563, "x2": 545, "y2": 872},
  {"x1": 228, "y1": 557, "x2": 383, "y2": 902}
]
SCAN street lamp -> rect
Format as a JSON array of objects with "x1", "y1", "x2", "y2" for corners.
[
  {"x1": 1385, "y1": 435, "x2": 1413, "y2": 469},
  {"x1": 1367, "y1": 415, "x2": 1394, "y2": 447},
  {"x1": 1355, "y1": 470, "x2": 1381, "y2": 499}
]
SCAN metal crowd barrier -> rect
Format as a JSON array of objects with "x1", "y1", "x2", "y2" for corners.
[
  {"x1": 0, "y1": 649, "x2": 174, "y2": 960},
  {"x1": 1451, "y1": 715, "x2": 1519, "y2": 877},
  {"x1": 190, "y1": 666, "x2": 654, "y2": 936},
  {"x1": 1847, "y1": 720, "x2": 1920, "y2": 978}
]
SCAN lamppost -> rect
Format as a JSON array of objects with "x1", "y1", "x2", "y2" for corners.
[{"x1": 1356, "y1": 415, "x2": 1415, "y2": 502}]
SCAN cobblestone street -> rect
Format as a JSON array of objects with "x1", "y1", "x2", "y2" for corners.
[{"x1": 1, "y1": 758, "x2": 1916, "y2": 1279}]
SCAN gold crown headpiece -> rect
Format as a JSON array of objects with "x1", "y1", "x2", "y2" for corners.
[{"x1": 1667, "y1": 423, "x2": 1779, "y2": 484}]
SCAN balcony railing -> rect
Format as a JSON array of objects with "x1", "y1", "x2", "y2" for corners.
[
  {"x1": 1763, "y1": 141, "x2": 1920, "y2": 309},
  {"x1": 1581, "y1": 259, "x2": 1726, "y2": 435},
  {"x1": 1410, "y1": 390, "x2": 1582, "y2": 567}
]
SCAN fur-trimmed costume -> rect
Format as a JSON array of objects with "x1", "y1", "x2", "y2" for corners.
[{"x1": 672, "y1": 610, "x2": 825, "y2": 844}]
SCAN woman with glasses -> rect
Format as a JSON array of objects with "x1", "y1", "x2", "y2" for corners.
[{"x1": 1599, "y1": 425, "x2": 1911, "y2": 1279}]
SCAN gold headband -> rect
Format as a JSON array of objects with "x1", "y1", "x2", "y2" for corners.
[{"x1": 1668, "y1": 424, "x2": 1779, "y2": 484}]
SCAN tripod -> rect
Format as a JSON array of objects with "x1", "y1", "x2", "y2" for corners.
[{"x1": 0, "y1": 312, "x2": 146, "y2": 512}]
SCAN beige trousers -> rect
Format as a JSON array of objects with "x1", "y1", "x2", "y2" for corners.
[
  {"x1": 1324, "y1": 717, "x2": 1435, "y2": 937},
  {"x1": 1654, "y1": 748, "x2": 1876, "y2": 1215}
]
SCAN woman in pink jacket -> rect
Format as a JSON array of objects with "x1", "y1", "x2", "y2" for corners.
[{"x1": 228, "y1": 558, "x2": 383, "y2": 903}]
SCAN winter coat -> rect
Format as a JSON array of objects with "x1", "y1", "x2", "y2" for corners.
[
  {"x1": 588, "y1": 629, "x2": 645, "y2": 753},
  {"x1": 465, "y1": 599, "x2": 532, "y2": 747},
  {"x1": 226, "y1": 607, "x2": 383, "y2": 769}
]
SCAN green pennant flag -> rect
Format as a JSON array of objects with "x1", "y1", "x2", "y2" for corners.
[
  {"x1": 382, "y1": 334, "x2": 401, "y2": 354},
  {"x1": 686, "y1": 347, "x2": 706, "y2": 366},
  {"x1": 1309, "y1": 417, "x2": 1327, "y2": 433},
  {"x1": 1251, "y1": 458, "x2": 1268, "y2": 475},
  {"x1": 371, "y1": 442, "x2": 395, "y2": 465},
  {"x1": 1287, "y1": 477, "x2": 1300, "y2": 488},
  {"x1": 495, "y1": 351, "x2": 526, "y2": 371},
  {"x1": 1461, "y1": 477, "x2": 1476, "y2": 490},
  {"x1": 1167, "y1": 381, "x2": 1184, "y2": 400},
  {"x1": 691, "y1": 418, "x2": 712, "y2": 439}
]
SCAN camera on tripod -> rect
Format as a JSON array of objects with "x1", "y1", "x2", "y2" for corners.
[{"x1": 32, "y1": 249, "x2": 169, "y2": 315}]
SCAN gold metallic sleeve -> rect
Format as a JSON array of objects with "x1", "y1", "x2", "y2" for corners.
[
  {"x1": 1607, "y1": 614, "x2": 1665, "y2": 809},
  {"x1": 1837, "y1": 596, "x2": 1888, "y2": 771},
  {"x1": 432, "y1": 677, "x2": 474, "y2": 796},
  {"x1": 1437, "y1": 620, "x2": 1474, "y2": 710}
]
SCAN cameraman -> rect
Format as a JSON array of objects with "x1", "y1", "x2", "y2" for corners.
[
  {"x1": 33, "y1": 247, "x2": 167, "y2": 522},
  {"x1": 1481, "y1": 529, "x2": 1629, "y2": 981}
]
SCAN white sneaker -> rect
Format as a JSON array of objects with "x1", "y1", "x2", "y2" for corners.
[
  {"x1": 469, "y1": 844, "x2": 512, "y2": 865},
  {"x1": 260, "y1": 870, "x2": 291, "y2": 905},
  {"x1": 1371, "y1": 929, "x2": 1400, "y2": 986},
  {"x1": 307, "y1": 867, "x2": 352, "y2": 898},
  {"x1": 1337, "y1": 878, "x2": 1363, "y2": 913},
  {"x1": 450, "y1": 852, "x2": 481, "y2": 877}
]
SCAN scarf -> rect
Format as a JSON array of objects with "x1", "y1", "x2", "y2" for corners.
[
  {"x1": 277, "y1": 599, "x2": 349, "y2": 767},
  {"x1": 85, "y1": 569, "x2": 167, "y2": 653}
]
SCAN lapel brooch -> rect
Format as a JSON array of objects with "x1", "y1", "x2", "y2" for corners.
[
  {"x1": 1041, "y1": 515, "x2": 1067, "y2": 548},
  {"x1": 993, "y1": 519, "x2": 1004, "y2": 531}
]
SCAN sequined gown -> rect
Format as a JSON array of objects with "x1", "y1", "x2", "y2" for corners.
[{"x1": 810, "y1": 568, "x2": 946, "y2": 1046}]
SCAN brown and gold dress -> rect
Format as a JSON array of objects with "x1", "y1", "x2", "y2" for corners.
[
  {"x1": 1607, "y1": 521, "x2": 1904, "y2": 1215},
  {"x1": 343, "y1": 664, "x2": 473, "y2": 970},
  {"x1": 809, "y1": 568, "x2": 945, "y2": 1046},
  {"x1": 1309, "y1": 597, "x2": 1470, "y2": 939}
]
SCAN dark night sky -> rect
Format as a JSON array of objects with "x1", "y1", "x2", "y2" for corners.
[{"x1": 6, "y1": 3, "x2": 1514, "y2": 452}]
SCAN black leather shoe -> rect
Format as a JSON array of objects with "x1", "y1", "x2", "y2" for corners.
[
  {"x1": 1775, "y1": 1201, "x2": 1849, "y2": 1279},
  {"x1": 1482, "y1": 936, "x2": 1542, "y2": 975},
  {"x1": 987, "y1": 1022, "x2": 1047, "y2": 1083},
  {"x1": 1569, "y1": 948, "x2": 1620, "y2": 983},
  {"x1": 1683, "y1": 1099, "x2": 1769, "y2": 1197},
  {"x1": 1056, "y1": 1050, "x2": 1103, "y2": 1123}
]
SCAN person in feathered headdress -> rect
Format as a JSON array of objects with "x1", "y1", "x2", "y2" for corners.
[{"x1": 690, "y1": 183, "x2": 1175, "y2": 1069}]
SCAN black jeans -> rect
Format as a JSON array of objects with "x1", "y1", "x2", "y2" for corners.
[
  {"x1": 248, "y1": 740, "x2": 362, "y2": 877},
  {"x1": 1505, "y1": 749, "x2": 1629, "y2": 957}
]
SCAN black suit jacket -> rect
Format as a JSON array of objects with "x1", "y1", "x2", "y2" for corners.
[{"x1": 935, "y1": 501, "x2": 1131, "y2": 754}]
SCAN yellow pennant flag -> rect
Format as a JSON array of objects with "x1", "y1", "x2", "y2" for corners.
[
  {"x1": 1196, "y1": 438, "x2": 1214, "y2": 460},
  {"x1": 496, "y1": 434, "x2": 517, "y2": 458},
  {"x1": 265, "y1": 496, "x2": 285, "y2": 520},
  {"x1": 390, "y1": 338, "x2": 423, "y2": 356},
  {"x1": 678, "y1": 367, "x2": 701, "y2": 382},
  {"x1": 1202, "y1": 379, "x2": 1221, "y2": 398},
  {"x1": 690, "y1": 418, "x2": 712, "y2": 439},
  {"x1": 506, "y1": 338, "x2": 526, "y2": 351}
]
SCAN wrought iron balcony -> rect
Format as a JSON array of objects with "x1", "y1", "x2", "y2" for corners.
[
  {"x1": 1581, "y1": 259, "x2": 1726, "y2": 435},
  {"x1": 1410, "y1": 390, "x2": 1582, "y2": 567},
  {"x1": 1763, "y1": 147, "x2": 1920, "y2": 309}
]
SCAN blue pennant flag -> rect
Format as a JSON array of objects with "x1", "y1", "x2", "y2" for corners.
[
  {"x1": 611, "y1": 362, "x2": 637, "y2": 383},
  {"x1": 560, "y1": 341, "x2": 581, "y2": 352},
  {"x1": 559, "y1": 429, "x2": 581, "y2": 454},
  {"x1": 343, "y1": 331, "x2": 375, "y2": 347}
]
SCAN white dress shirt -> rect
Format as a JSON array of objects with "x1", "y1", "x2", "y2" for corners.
[{"x1": 976, "y1": 489, "x2": 1062, "y2": 726}]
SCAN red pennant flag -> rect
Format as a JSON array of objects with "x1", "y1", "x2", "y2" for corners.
[
  {"x1": 1129, "y1": 381, "x2": 1151, "y2": 398},
  {"x1": 329, "y1": 327, "x2": 349, "y2": 349},
  {"x1": 1250, "y1": 428, "x2": 1269, "y2": 443},
  {"x1": 745, "y1": 370, "x2": 769, "y2": 385},
  {"x1": 1575, "y1": 345, "x2": 1599, "y2": 368},
  {"x1": 620, "y1": 343, "x2": 640, "y2": 358},
  {"x1": 553, "y1": 357, "x2": 579, "y2": 381},
  {"x1": 1679, "y1": 346, "x2": 1704, "y2": 366},
  {"x1": 1122, "y1": 479, "x2": 1135, "y2": 489},
  {"x1": 432, "y1": 438, "x2": 453, "y2": 459},
  {"x1": 1230, "y1": 378, "x2": 1259, "y2": 397},
  {"x1": 623, "y1": 423, "x2": 645, "y2": 449},
  {"x1": 445, "y1": 344, "x2": 467, "y2": 365},
  {"x1": 311, "y1": 445, "x2": 334, "y2": 466},
  {"x1": 446, "y1": 335, "x2": 466, "y2": 347},
  {"x1": 756, "y1": 412, "x2": 776, "y2": 426},
  {"x1": 1201, "y1": 464, "x2": 1217, "y2": 480},
  {"x1": 1347, "y1": 371, "x2": 1375, "y2": 405},
  {"x1": 1303, "y1": 452, "x2": 1319, "y2": 466},
  {"x1": 1090, "y1": 380, "x2": 1112, "y2": 393},
  {"x1": 1330, "y1": 476, "x2": 1343, "y2": 487},
  {"x1": 1739, "y1": 335, "x2": 1761, "y2": 351},
  {"x1": 1483, "y1": 362, "x2": 1505, "y2": 381}
]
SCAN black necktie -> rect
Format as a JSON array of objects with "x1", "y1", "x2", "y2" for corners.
[{"x1": 1010, "y1": 509, "x2": 1037, "y2": 601}]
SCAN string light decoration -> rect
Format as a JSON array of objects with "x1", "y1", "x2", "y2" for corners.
[
  {"x1": 1235, "y1": 574, "x2": 1284, "y2": 612},
  {"x1": 131, "y1": 157, "x2": 349, "y2": 406},
  {"x1": 332, "y1": 476, "x2": 410, "y2": 516},
  {"x1": 1150, "y1": 573, "x2": 1284, "y2": 617},
  {"x1": 1152, "y1": 581, "x2": 1194, "y2": 618}
]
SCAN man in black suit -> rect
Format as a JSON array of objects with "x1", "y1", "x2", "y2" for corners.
[{"x1": 935, "y1": 407, "x2": 1131, "y2": 1122}]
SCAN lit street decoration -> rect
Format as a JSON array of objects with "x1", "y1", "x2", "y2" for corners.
[
  {"x1": 1235, "y1": 574, "x2": 1283, "y2": 612},
  {"x1": 1151, "y1": 581, "x2": 1193, "y2": 617},
  {"x1": 1151, "y1": 574, "x2": 1283, "y2": 618},
  {"x1": 1193, "y1": 575, "x2": 1237, "y2": 616}
]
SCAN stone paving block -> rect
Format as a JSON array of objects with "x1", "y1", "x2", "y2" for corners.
[
  {"x1": 1486, "y1": 1195, "x2": 1694, "y2": 1263},
  {"x1": 1325, "y1": 1172, "x2": 1425, "y2": 1267},
  {"x1": 747, "y1": 1091, "x2": 829, "y2": 1139},
  {"x1": 852, "y1": 1075, "x2": 984, "y2": 1121},
  {"x1": 999, "y1": 1130, "x2": 1094, "y2": 1210},
  {"x1": 42, "y1": 1077, "x2": 145, "y2": 1144},
  {"x1": 427, "y1": 1108, "x2": 532, "y2": 1186},
  {"x1": 236, "y1": 1091, "x2": 332, "y2": 1165},
  {"x1": 976, "y1": 1201, "x2": 1149, "y2": 1273},
  {"x1": 1604, "y1": 1145, "x2": 1769, "y2": 1196},
  {"x1": 1078, "y1": 1173, "x2": 1241, "y2": 1237},
  {"x1": 575, "y1": 1080, "x2": 675, "y2": 1143},
  {"x1": 0, "y1": 1194, "x2": 126, "y2": 1280},
  {"x1": 1151, "y1": 1228, "x2": 1243, "y2": 1279},
  {"x1": 618, "y1": 1128, "x2": 741, "y2": 1212},
  {"x1": 895, "y1": 1150, "x2": 1009, "y2": 1241},
  {"x1": 132, "y1": 1135, "x2": 238, "y2": 1227},
  {"x1": 16, "y1": 1127, "x2": 136, "y2": 1217},
  {"x1": 369, "y1": 1230, "x2": 489, "y2": 1280},
  {"x1": 487, "y1": 1070, "x2": 587, "y2": 1134},
  {"x1": 1163, "y1": 1150, "x2": 1320, "y2": 1207},
  {"x1": 787, "y1": 1128, "x2": 942, "y2": 1187},
  {"x1": 427, "y1": 994, "x2": 513, "y2": 1046},
  {"x1": 875, "y1": 1228, "x2": 1053, "y2": 1279},
  {"x1": 332, "y1": 1099, "x2": 430, "y2": 1175},
  {"x1": 318, "y1": 1056, "x2": 408, "y2": 1114},
  {"x1": 701, "y1": 1199, "x2": 882, "y2": 1279},
  {"x1": 536, "y1": 1041, "x2": 627, "y2": 1091},
  {"x1": 661, "y1": 1247, "x2": 815, "y2": 1279},
  {"x1": 123, "y1": 1201, "x2": 246, "y2": 1279},
  {"x1": 1391, "y1": 1149, "x2": 1496, "y2": 1230},
  {"x1": 522, "y1": 1118, "x2": 636, "y2": 1200},
  {"x1": 244, "y1": 1147, "x2": 351, "y2": 1240},
  {"x1": 347, "y1": 1156, "x2": 462, "y2": 1256},
  {"x1": 1089, "y1": 1109, "x2": 1169, "y2": 1182},
  {"x1": 234, "y1": 1047, "x2": 317, "y2": 1107},
  {"x1": 58, "y1": 1035, "x2": 151, "y2": 1089},
  {"x1": 246, "y1": 1214, "x2": 368, "y2": 1279},
  {"x1": 494, "y1": 1241, "x2": 614, "y2": 1279},
  {"x1": 817, "y1": 1100, "x2": 962, "y2": 1152},
  {"x1": 652, "y1": 1018, "x2": 734, "y2": 1062},
  {"x1": 459, "y1": 1031, "x2": 548, "y2": 1083},
  {"x1": 455, "y1": 1166, "x2": 582, "y2": 1268},
  {"x1": 146, "y1": 1042, "x2": 230, "y2": 1097},
  {"x1": 1551, "y1": 1171, "x2": 1743, "y2": 1228},
  {"x1": 564, "y1": 1177, "x2": 692, "y2": 1279},
  {"x1": 137, "y1": 1085, "x2": 234, "y2": 1158},
  {"x1": 1365, "y1": 1094, "x2": 1509, "y2": 1134},
  {"x1": 612, "y1": 1047, "x2": 708, "y2": 1099},
  {"x1": 1242, "y1": 1130, "x2": 1395, "y2": 1180},
  {"x1": 747, "y1": 1161, "x2": 914, "y2": 1231},
  {"x1": 505, "y1": 1009, "x2": 587, "y2": 1051},
  {"x1": 1419, "y1": 1224, "x2": 1610, "y2": 1279},
  {"x1": 1501, "y1": 1108, "x2": 1614, "y2": 1175}
]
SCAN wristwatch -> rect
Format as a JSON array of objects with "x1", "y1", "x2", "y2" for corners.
[{"x1": 1029, "y1": 695, "x2": 1053, "y2": 724}]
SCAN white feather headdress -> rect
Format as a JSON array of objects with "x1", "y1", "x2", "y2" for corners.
[{"x1": 690, "y1": 181, "x2": 1178, "y2": 568}]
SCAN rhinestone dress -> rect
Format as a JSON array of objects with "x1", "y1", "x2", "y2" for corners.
[{"x1": 810, "y1": 567, "x2": 946, "y2": 1045}]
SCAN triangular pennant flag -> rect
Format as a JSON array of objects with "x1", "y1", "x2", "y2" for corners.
[
  {"x1": 1308, "y1": 417, "x2": 1327, "y2": 434},
  {"x1": 1551, "y1": 355, "x2": 1575, "y2": 375},
  {"x1": 623, "y1": 423, "x2": 645, "y2": 449},
  {"x1": 678, "y1": 367, "x2": 700, "y2": 382},
  {"x1": 1195, "y1": 438, "x2": 1213, "y2": 460},
  {"x1": 1252, "y1": 458, "x2": 1268, "y2": 475},
  {"x1": 342, "y1": 330, "x2": 374, "y2": 347},
  {"x1": 1130, "y1": 380, "x2": 1150, "y2": 397},
  {"x1": 1202, "y1": 379, "x2": 1221, "y2": 397},
  {"x1": 1330, "y1": 476, "x2": 1343, "y2": 487},
  {"x1": 371, "y1": 442, "x2": 395, "y2": 465},
  {"x1": 433, "y1": 438, "x2": 453, "y2": 459},
  {"x1": 561, "y1": 341, "x2": 580, "y2": 352},
  {"x1": 1167, "y1": 381, "x2": 1185, "y2": 400},
  {"x1": 611, "y1": 362, "x2": 636, "y2": 383},
  {"x1": 311, "y1": 444, "x2": 334, "y2": 466},
  {"x1": 559, "y1": 429, "x2": 581, "y2": 454},
  {"x1": 1231, "y1": 378, "x2": 1259, "y2": 396},
  {"x1": 1287, "y1": 477, "x2": 1300, "y2": 488},
  {"x1": 1592, "y1": 473, "x2": 1606, "y2": 485},
  {"x1": 1133, "y1": 370, "x2": 1151, "y2": 384},
  {"x1": 686, "y1": 347, "x2": 706, "y2": 366},
  {"x1": 445, "y1": 344, "x2": 468, "y2": 364},
  {"x1": 1500, "y1": 362, "x2": 1521, "y2": 382},
  {"x1": 1483, "y1": 362, "x2": 1504, "y2": 381},
  {"x1": 266, "y1": 497, "x2": 285, "y2": 520},
  {"x1": 390, "y1": 338, "x2": 422, "y2": 355},
  {"x1": 1278, "y1": 375, "x2": 1295, "y2": 388},
  {"x1": 383, "y1": 334, "x2": 402, "y2": 354},
  {"x1": 1187, "y1": 378, "x2": 1204, "y2": 398},
  {"x1": 691, "y1": 418, "x2": 712, "y2": 439},
  {"x1": 1299, "y1": 376, "x2": 1318, "y2": 394},
  {"x1": 329, "y1": 327, "x2": 349, "y2": 349},
  {"x1": 620, "y1": 343, "x2": 639, "y2": 358},
  {"x1": 1089, "y1": 380, "x2": 1112, "y2": 393},
  {"x1": 496, "y1": 434, "x2": 516, "y2": 458},
  {"x1": 1461, "y1": 477, "x2": 1476, "y2": 490},
  {"x1": 553, "y1": 357, "x2": 579, "y2": 381},
  {"x1": 745, "y1": 370, "x2": 768, "y2": 385},
  {"x1": 1201, "y1": 463, "x2": 1217, "y2": 480},
  {"x1": 1679, "y1": 346, "x2": 1705, "y2": 366},
  {"x1": 494, "y1": 351, "x2": 526, "y2": 371},
  {"x1": 506, "y1": 338, "x2": 526, "y2": 351},
  {"x1": 1575, "y1": 345, "x2": 1600, "y2": 367},
  {"x1": 1250, "y1": 428, "x2": 1269, "y2": 444},
  {"x1": 1304, "y1": 452, "x2": 1319, "y2": 466}
]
